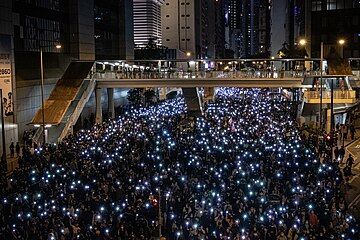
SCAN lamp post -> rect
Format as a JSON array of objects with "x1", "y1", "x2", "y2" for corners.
[
  {"x1": 320, "y1": 42, "x2": 324, "y2": 132},
  {"x1": 299, "y1": 38, "x2": 345, "y2": 155},
  {"x1": 0, "y1": 89, "x2": 6, "y2": 172},
  {"x1": 330, "y1": 39, "x2": 345, "y2": 156},
  {"x1": 158, "y1": 187, "x2": 162, "y2": 238},
  {"x1": 39, "y1": 44, "x2": 61, "y2": 144}
]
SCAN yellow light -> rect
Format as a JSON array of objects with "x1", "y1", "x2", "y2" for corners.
[
  {"x1": 338, "y1": 39, "x2": 345, "y2": 45},
  {"x1": 55, "y1": 44, "x2": 62, "y2": 49},
  {"x1": 186, "y1": 52, "x2": 191, "y2": 57},
  {"x1": 299, "y1": 39, "x2": 307, "y2": 46}
]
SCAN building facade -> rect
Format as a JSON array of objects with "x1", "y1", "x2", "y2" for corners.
[
  {"x1": 308, "y1": 0, "x2": 360, "y2": 58},
  {"x1": 270, "y1": 0, "x2": 306, "y2": 57},
  {"x1": 133, "y1": 0, "x2": 164, "y2": 48},
  {"x1": 0, "y1": 0, "x2": 134, "y2": 159},
  {"x1": 95, "y1": 0, "x2": 134, "y2": 59},
  {"x1": 161, "y1": 0, "x2": 197, "y2": 56},
  {"x1": 214, "y1": 0, "x2": 227, "y2": 59},
  {"x1": 228, "y1": 0, "x2": 271, "y2": 58},
  {"x1": 161, "y1": 0, "x2": 225, "y2": 59}
]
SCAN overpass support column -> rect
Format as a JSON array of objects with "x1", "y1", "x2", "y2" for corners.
[
  {"x1": 107, "y1": 88, "x2": 115, "y2": 119},
  {"x1": 95, "y1": 87, "x2": 102, "y2": 123},
  {"x1": 326, "y1": 109, "x2": 331, "y2": 133}
]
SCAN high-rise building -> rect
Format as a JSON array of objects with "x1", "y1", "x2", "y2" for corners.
[
  {"x1": 270, "y1": 0, "x2": 307, "y2": 57},
  {"x1": 0, "y1": 0, "x2": 134, "y2": 155},
  {"x1": 214, "y1": 0, "x2": 227, "y2": 58},
  {"x1": 161, "y1": 0, "x2": 197, "y2": 56},
  {"x1": 95, "y1": 0, "x2": 135, "y2": 59},
  {"x1": 228, "y1": 0, "x2": 271, "y2": 58},
  {"x1": 228, "y1": 0, "x2": 244, "y2": 57},
  {"x1": 196, "y1": 0, "x2": 216, "y2": 59},
  {"x1": 161, "y1": 0, "x2": 225, "y2": 59},
  {"x1": 306, "y1": 0, "x2": 360, "y2": 58},
  {"x1": 133, "y1": 0, "x2": 164, "y2": 48}
]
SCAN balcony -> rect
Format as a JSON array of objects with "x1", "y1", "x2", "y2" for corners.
[{"x1": 304, "y1": 90, "x2": 357, "y2": 104}]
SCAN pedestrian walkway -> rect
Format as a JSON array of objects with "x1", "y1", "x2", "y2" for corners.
[
  {"x1": 343, "y1": 133, "x2": 360, "y2": 219},
  {"x1": 345, "y1": 133, "x2": 360, "y2": 169}
]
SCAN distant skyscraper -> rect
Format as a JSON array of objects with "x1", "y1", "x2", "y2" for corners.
[
  {"x1": 228, "y1": 0, "x2": 243, "y2": 57},
  {"x1": 214, "y1": 0, "x2": 227, "y2": 58},
  {"x1": 133, "y1": 0, "x2": 164, "y2": 48},
  {"x1": 228, "y1": 0, "x2": 270, "y2": 58},
  {"x1": 270, "y1": 0, "x2": 288, "y2": 57}
]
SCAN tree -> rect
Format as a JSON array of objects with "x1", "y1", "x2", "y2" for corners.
[{"x1": 134, "y1": 37, "x2": 169, "y2": 60}]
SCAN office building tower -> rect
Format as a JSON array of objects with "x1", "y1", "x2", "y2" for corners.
[
  {"x1": 228, "y1": 0, "x2": 271, "y2": 58},
  {"x1": 161, "y1": 0, "x2": 197, "y2": 56},
  {"x1": 95, "y1": 0, "x2": 134, "y2": 59},
  {"x1": 307, "y1": 0, "x2": 360, "y2": 58},
  {"x1": 214, "y1": 0, "x2": 227, "y2": 58},
  {"x1": 0, "y1": 0, "x2": 134, "y2": 155},
  {"x1": 133, "y1": 0, "x2": 164, "y2": 48},
  {"x1": 162, "y1": 0, "x2": 225, "y2": 59},
  {"x1": 271, "y1": 0, "x2": 307, "y2": 57}
]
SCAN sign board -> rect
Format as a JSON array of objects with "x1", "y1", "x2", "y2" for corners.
[{"x1": 0, "y1": 34, "x2": 13, "y2": 117}]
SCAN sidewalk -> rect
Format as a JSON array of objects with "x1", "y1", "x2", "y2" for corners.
[
  {"x1": 342, "y1": 133, "x2": 360, "y2": 219},
  {"x1": 345, "y1": 133, "x2": 360, "y2": 168}
]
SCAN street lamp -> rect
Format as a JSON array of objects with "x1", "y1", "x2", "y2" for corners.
[
  {"x1": 0, "y1": 89, "x2": 6, "y2": 171},
  {"x1": 326, "y1": 39, "x2": 346, "y2": 159},
  {"x1": 299, "y1": 38, "x2": 346, "y2": 157},
  {"x1": 40, "y1": 43, "x2": 61, "y2": 144},
  {"x1": 299, "y1": 39, "x2": 307, "y2": 46},
  {"x1": 338, "y1": 39, "x2": 345, "y2": 45}
]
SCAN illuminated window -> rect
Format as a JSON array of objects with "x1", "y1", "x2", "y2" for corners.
[
  {"x1": 327, "y1": 0, "x2": 336, "y2": 10},
  {"x1": 312, "y1": 1, "x2": 322, "y2": 11}
]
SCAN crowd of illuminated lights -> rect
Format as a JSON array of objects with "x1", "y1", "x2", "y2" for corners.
[{"x1": 2, "y1": 88, "x2": 358, "y2": 239}]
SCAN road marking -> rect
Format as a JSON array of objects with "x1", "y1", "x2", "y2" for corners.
[
  {"x1": 355, "y1": 162, "x2": 360, "y2": 170},
  {"x1": 349, "y1": 194, "x2": 360, "y2": 208},
  {"x1": 349, "y1": 174, "x2": 359, "y2": 183}
]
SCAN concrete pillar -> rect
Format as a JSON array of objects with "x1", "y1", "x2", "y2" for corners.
[
  {"x1": 107, "y1": 88, "x2": 115, "y2": 119},
  {"x1": 326, "y1": 109, "x2": 331, "y2": 133},
  {"x1": 95, "y1": 87, "x2": 102, "y2": 123}
]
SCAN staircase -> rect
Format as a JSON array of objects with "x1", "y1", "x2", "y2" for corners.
[
  {"x1": 48, "y1": 79, "x2": 95, "y2": 142},
  {"x1": 31, "y1": 61, "x2": 95, "y2": 143}
]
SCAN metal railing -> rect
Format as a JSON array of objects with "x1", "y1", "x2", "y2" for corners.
[
  {"x1": 93, "y1": 70, "x2": 311, "y2": 80},
  {"x1": 58, "y1": 79, "x2": 96, "y2": 141},
  {"x1": 304, "y1": 90, "x2": 356, "y2": 100},
  {"x1": 32, "y1": 126, "x2": 43, "y2": 145}
]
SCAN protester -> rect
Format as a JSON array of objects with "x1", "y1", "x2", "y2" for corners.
[
  {"x1": 339, "y1": 146, "x2": 346, "y2": 163},
  {"x1": 346, "y1": 154, "x2": 355, "y2": 175},
  {"x1": 15, "y1": 142, "x2": 20, "y2": 157},
  {"x1": 0, "y1": 88, "x2": 358, "y2": 240},
  {"x1": 9, "y1": 142, "x2": 14, "y2": 158}
]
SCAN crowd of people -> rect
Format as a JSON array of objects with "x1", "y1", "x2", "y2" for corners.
[{"x1": 0, "y1": 88, "x2": 358, "y2": 239}]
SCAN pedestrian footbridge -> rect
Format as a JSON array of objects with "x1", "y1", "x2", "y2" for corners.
[{"x1": 30, "y1": 58, "x2": 360, "y2": 143}]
